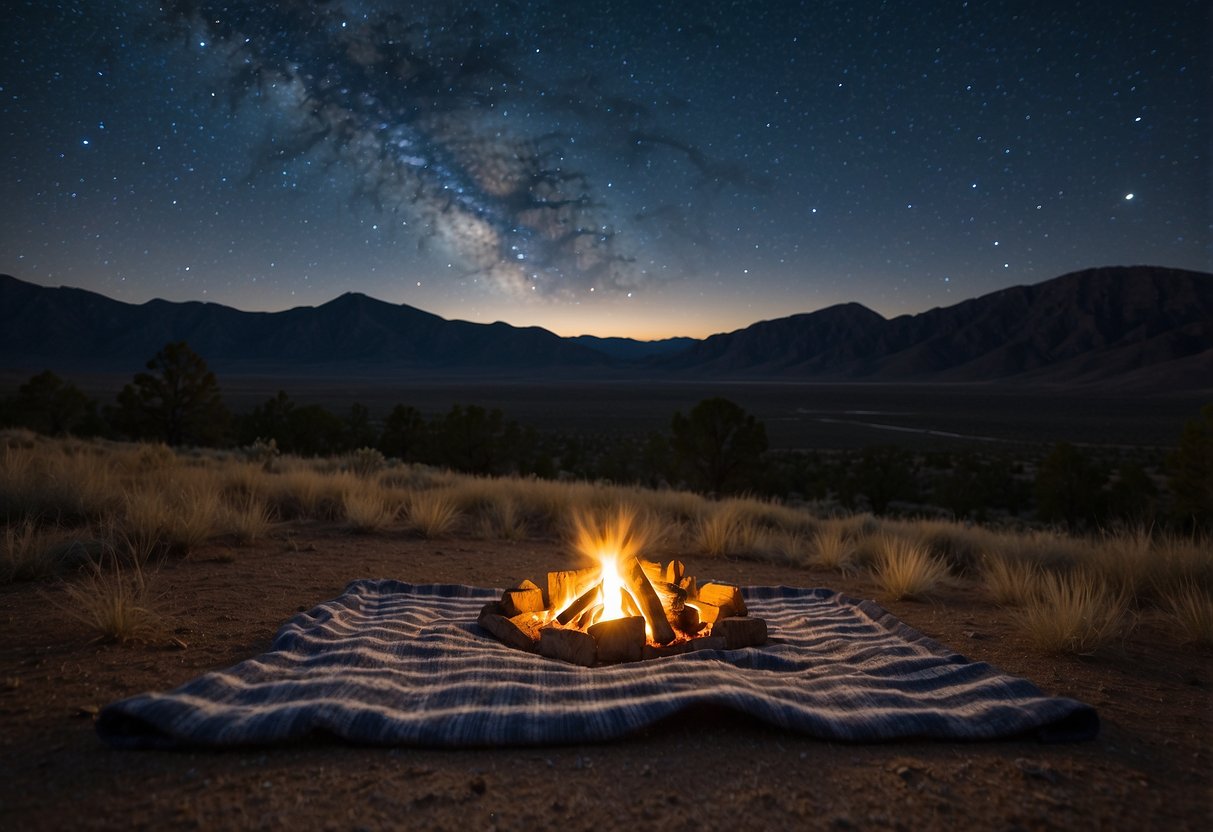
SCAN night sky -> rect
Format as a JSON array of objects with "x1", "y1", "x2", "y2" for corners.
[{"x1": 2, "y1": 1, "x2": 1209, "y2": 339}]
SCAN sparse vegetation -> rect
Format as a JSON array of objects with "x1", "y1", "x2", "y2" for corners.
[
  {"x1": 871, "y1": 535, "x2": 951, "y2": 601},
  {"x1": 982, "y1": 555, "x2": 1040, "y2": 607},
  {"x1": 405, "y1": 491, "x2": 461, "y2": 538},
  {"x1": 1161, "y1": 582, "x2": 1213, "y2": 645},
  {"x1": 1018, "y1": 570, "x2": 1129, "y2": 654},
  {"x1": 0, "y1": 434, "x2": 1208, "y2": 650}
]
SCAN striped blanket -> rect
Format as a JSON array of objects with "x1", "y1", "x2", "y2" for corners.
[{"x1": 97, "y1": 580, "x2": 1097, "y2": 748}]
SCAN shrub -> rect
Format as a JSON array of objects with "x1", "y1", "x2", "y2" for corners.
[{"x1": 346, "y1": 447, "x2": 386, "y2": 478}]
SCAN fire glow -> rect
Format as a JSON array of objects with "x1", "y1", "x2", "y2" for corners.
[{"x1": 478, "y1": 507, "x2": 768, "y2": 665}]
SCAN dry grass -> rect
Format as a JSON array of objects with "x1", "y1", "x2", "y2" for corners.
[
  {"x1": 219, "y1": 494, "x2": 275, "y2": 543},
  {"x1": 1161, "y1": 582, "x2": 1213, "y2": 645},
  {"x1": 474, "y1": 496, "x2": 529, "y2": 541},
  {"x1": 912, "y1": 519, "x2": 993, "y2": 575},
  {"x1": 342, "y1": 486, "x2": 399, "y2": 532},
  {"x1": 982, "y1": 556, "x2": 1041, "y2": 607},
  {"x1": 872, "y1": 535, "x2": 951, "y2": 601},
  {"x1": 692, "y1": 501, "x2": 766, "y2": 558},
  {"x1": 1018, "y1": 570, "x2": 1129, "y2": 654},
  {"x1": 58, "y1": 555, "x2": 158, "y2": 643},
  {"x1": 405, "y1": 491, "x2": 462, "y2": 538},
  {"x1": 811, "y1": 524, "x2": 857, "y2": 573},
  {"x1": 1, "y1": 521, "x2": 50, "y2": 583},
  {"x1": 6, "y1": 434, "x2": 1213, "y2": 652}
]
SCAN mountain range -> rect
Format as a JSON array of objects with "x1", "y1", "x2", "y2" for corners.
[{"x1": 0, "y1": 266, "x2": 1209, "y2": 389}]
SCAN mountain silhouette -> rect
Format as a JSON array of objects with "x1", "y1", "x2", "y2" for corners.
[{"x1": 0, "y1": 266, "x2": 1208, "y2": 388}]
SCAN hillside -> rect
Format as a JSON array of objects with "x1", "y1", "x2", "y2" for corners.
[{"x1": 1, "y1": 266, "x2": 1209, "y2": 388}]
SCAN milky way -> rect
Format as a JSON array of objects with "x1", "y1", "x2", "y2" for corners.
[{"x1": 147, "y1": 0, "x2": 747, "y2": 299}]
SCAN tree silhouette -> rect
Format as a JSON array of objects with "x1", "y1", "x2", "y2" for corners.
[
  {"x1": 380, "y1": 404, "x2": 428, "y2": 461},
  {"x1": 3, "y1": 370, "x2": 99, "y2": 436},
  {"x1": 1168, "y1": 404, "x2": 1213, "y2": 530},
  {"x1": 670, "y1": 397, "x2": 768, "y2": 495},
  {"x1": 113, "y1": 342, "x2": 228, "y2": 446},
  {"x1": 1034, "y1": 442, "x2": 1106, "y2": 528}
]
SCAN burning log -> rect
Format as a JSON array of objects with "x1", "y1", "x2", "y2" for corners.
[
  {"x1": 687, "y1": 600, "x2": 726, "y2": 625},
  {"x1": 538, "y1": 628, "x2": 597, "y2": 667},
  {"x1": 478, "y1": 513, "x2": 770, "y2": 664},
  {"x1": 713, "y1": 616, "x2": 768, "y2": 649},
  {"x1": 556, "y1": 583, "x2": 602, "y2": 625},
  {"x1": 677, "y1": 605, "x2": 704, "y2": 635},
  {"x1": 664, "y1": 559, "x2": 685, "y2": 585},
  {"x1": 618, "y1": 556, "x2": 677, "y2": 644},
  {"x1": 547, "y1": 567, "x2": 598, "y2": 610},
  {"x1": 574, "y1": 603, "x2": 603, "y2": 629},
  {"x1": 588, "y1": 616, "x2": 645, "y2": 663},
  {"x1": 696, "y1": 583, "x2": 747, "y2": 618},
  {"x1": 678, "y1": 575, "x2": 697, "y2": 598}
]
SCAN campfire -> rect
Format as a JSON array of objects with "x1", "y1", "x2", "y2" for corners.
[{"x1": 478, "y1": 507, "x2": 767, "y2": 665}]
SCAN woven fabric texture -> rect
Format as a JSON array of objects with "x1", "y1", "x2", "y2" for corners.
[{"x1": 97, "y1": 580, "x2": 1098, "y2": 748}]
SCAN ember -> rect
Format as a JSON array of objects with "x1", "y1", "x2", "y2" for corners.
[{"x1": 478, "y1": 507, "x2": 767, "y2": 665}]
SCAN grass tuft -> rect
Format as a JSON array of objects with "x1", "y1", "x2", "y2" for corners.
[
  {"x1": 1161, "y1": 582, "x2": 1213, "y2": 645},
  {"x1": 405, "y1": 491, "x2": 461, "y2": 538},
  {"x1": 342, "y1": 486, "x2": 398, "y2": 532},
  {"x1": 59, "y1": 556, "x2": 158, "y2": 643},
  {"x1": 811, "y1": 525, "x2": 857, "y2": 573},
  {"x1": 1017, "y1": 570, "x2": 1129, "y2": 654},
  {"x1": 982, "y1": 555, "x2": 1041, "y2": 606},
  {"x1": 872, "y1": 535, "x2": 950, "y2": 600}
]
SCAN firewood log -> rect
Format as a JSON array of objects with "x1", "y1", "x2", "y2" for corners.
[
  {"x1": 678, "y1": 575, "x2": 697, "y2": 599},
  {"x1": 588, "y1": 616, "x2": 645, "y2": 663},
  {"x1": 574, "y1": 603, "x2": 603, "y2": 630},
  {"x1": 677, "y1": 605, "x2": 704, "y2": 635},
  {"x1": 502, "y1": 586, "x2": 545, "y2": 617},
  {"x1": 618, "y1": 556, "x2": 677, "y2": 644},
  {"x1": 478, "y1": 605, "x2": 538, "y2": 652},
  {"x1": 713, "y1": 616, "x2": 768, "y2": 649},
  {"x1": 697, "y1": 582, "x2": 747, "y2": 617},
  {"x1": 538, "y1": 628, "x2": 597, "y2": 667},
  {"x1": 642, "y1": 641, "x2": 692, "y2": 660},
  {"x1": 687, "y1": 600, "x2": 725, "y2": 624},
  {"x1": 508, "y1": 611, "x2": 546, "y2": 642},
  {"x1": 555, "y1": 582, "x2": 601, "y2": 625},
  {"x1": 664, "y1": 559, "x2": 685, "y2": 585},
  {"x1": 546, "y1": 567, "x2": 598, "y2": 610},
  {"x1": 640, "y1": 560, "x2": 665, "y2": 586}
]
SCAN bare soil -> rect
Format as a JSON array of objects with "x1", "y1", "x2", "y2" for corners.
[{"x1": 1, "y1": 525, "x2": 1210, "y2": 831}]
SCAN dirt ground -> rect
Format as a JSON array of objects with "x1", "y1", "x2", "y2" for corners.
[{"x1": 1, "y1": 525, "x2": 1210, "y2": 831}]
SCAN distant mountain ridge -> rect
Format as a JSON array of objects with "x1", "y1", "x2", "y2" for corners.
[
  {"x1": 0, "y1": 266, "x2": 1209, "y2": 389},
  {"x1": 653, "y1": 265, "x2": 1212, "y2": 388}
]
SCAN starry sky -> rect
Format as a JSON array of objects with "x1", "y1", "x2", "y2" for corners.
[{"x1": 2, "y1": 1, "x2": 1209, "y2": 339}]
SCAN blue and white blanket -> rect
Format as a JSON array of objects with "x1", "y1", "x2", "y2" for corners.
[{"x1": 97, "y1": 580, "x2": 1097, "y2": 748}]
